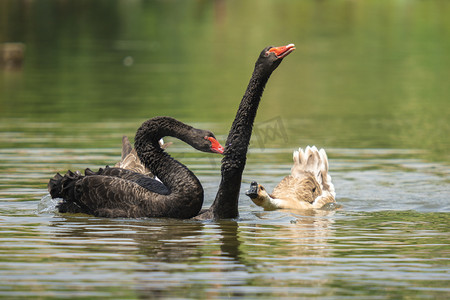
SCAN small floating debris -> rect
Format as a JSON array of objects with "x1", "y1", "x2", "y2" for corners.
[
  {"x1": 123, "y1": 56, "x2": 134, "y2": 67},
  {"x1": 0, "y1": 42, "x2": 25, "y2": 70}
]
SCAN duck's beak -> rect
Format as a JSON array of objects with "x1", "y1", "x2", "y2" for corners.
[{"x1": 245, "y1": 181, "x2": 259, "y2": 199}]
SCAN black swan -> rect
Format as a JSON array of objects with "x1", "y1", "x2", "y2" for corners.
[
  {"x1": 48, "y1": 43, "x2": 295, "y2": 220},
  {"x1": 48, "y1": 116, "x2": 224, "y2": 219},
  {"x1": 195, "y1": 43, "x2": 296, "y2": 219},
  {"x1": 245, "y1": 146, "x2": 336, "y2": 211}
]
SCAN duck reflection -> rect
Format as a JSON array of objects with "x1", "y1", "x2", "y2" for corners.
[{"x1": 245, "y1": 209, "x2": 336, "y2": 262}]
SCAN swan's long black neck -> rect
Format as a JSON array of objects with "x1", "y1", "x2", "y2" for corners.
[
  {"x1": 207, "y1": 64, "x2": 274, "y2": 219},
  {"x1": 134, "y1": 117, "x2": 203, "y2": 209}
]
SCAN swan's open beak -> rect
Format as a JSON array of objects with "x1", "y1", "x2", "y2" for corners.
[
  {"x1": 245, "y1": 181, "x2": 259, "y2": 199},
  {"x1": 207, "y1": 137, "x2": 224, "y2": 154},
  {"x1": 213, "y1": 144, "x2": 224, "y2": 154},
  {"x1": 269, "y1": 43, "x2": 296, "y2": 59}
]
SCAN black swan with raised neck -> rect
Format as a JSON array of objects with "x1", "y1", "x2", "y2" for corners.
[
  {"x1": 196, "y1": 43, "x2": 295, "y2": 219},
  {"x1": 48, "y1": 43, "x2": 295, "y2": 220}
]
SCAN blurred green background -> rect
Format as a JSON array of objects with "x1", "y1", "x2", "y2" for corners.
[{"x1": 1, "y1": 0, "x2": 449, "y2": 160}]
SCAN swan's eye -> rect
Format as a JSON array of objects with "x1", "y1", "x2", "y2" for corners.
[
  {"x1": 264, "y1": 51, "x2": 270, "y2": 57},
  {"x1": 312, "y1": 187, "x2": 316, "y2": 193},
  {"x1": 260, "y1": 186, "x2": 265, "y2": 191}
]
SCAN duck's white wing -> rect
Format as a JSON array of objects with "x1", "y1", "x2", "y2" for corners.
[{"x1": 291, "y1": 146, "x2": 336, "y2": 200}]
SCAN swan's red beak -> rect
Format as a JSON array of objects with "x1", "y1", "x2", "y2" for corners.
[
  {"x1": 269, "y1": 43, "x2": 296, "y2": 59},
  {"x1": 207, "y1": 137, "x2": 224, "y2": 154}
]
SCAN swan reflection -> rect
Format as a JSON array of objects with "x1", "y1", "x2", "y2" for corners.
[{"x1": 43, "y1": 211, "x2": 335, "y2": 297}]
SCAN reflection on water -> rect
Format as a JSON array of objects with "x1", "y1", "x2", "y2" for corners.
[
  {"x1": 1, "y1": 141, "x2": 449, "y2": 298},
  {"x1": 2, "y1": 206, "x2": 448, "y2": 298},
  {"x1": 1, "y1": 0, "x2": 449, "y2": 298}
]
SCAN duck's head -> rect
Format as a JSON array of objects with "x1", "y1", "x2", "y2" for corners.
[{"x1": 245, "y1": 181, "x2": 276, "y2": 210}]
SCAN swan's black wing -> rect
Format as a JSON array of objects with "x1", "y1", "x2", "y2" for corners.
[
  {"x1": 85, "y1": 167, "x2": 169, "y2": 195},
  {"x1": 50, "y1": 167, "x2": 171, "y2": 217},
  {"x1": 53, "y1": 174, "x2": 172, "y2": 218},
  {"x1": 76, "y1": 175, "x2": 162, "y2": 218},
  {"x1": 77, "y1": 174, "x2": 198, "y2": 218}
]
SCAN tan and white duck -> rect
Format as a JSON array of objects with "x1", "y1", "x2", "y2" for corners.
[{"x1": 245, "y1": 146, "x2": 336, "y2": 211}]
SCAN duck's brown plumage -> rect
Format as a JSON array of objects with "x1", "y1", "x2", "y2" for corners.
[{"x1": 272, "y1": 174, "x2": 322, "y2": 204}]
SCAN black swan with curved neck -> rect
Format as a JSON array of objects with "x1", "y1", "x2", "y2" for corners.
[
  {"x1": 48, "y1": 43, "x2": 295, "y2": 220},
  {"x1": 48, "y1": 116, "x2": 224, "y2": 219}
]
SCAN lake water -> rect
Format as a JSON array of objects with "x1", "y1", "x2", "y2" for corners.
[{"x1": 1, "y1": 1, "x2": 449, "y2": 299}]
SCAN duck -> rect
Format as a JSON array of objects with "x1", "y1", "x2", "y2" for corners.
[{"x1": 245, "y1": 146, "x2": 336, "y2": 211}]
